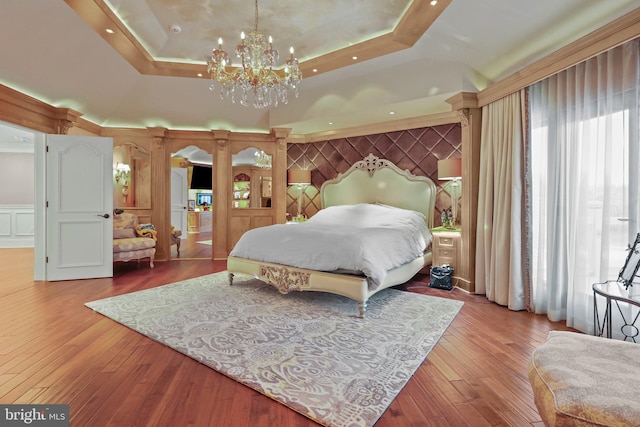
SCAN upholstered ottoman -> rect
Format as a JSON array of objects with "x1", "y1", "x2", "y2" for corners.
[{"x1": 528, "y1": 331, "x2": 640, "y2": 426}]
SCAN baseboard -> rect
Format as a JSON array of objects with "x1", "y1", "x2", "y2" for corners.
[
  {"x1": 454, "y1": 276, "x2": 474, "y2": 293},
  {"x1": 0, "y1": 238, "x2": 34, "y2": 248}
]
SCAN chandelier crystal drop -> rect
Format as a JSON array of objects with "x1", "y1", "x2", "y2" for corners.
[{"x1": 208, "y1": 0, "x2": 302, "y2": 109}]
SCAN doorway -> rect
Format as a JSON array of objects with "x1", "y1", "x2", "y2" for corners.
[
  {"x1": 0, "y1": 121, "x2": 38, "y2": 276},
  {"x1": 0, "y1": 121, "x2": 35, "y2": 248},
  {"x1": 170, "y1": 146, "x2": 213, "y2": 259},
  {"x1": 0, "y1": 120, "x2": 114, "y2": 280}
]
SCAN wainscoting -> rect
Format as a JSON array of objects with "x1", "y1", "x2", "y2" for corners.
[{"x1": 0, "y1": 205, "x2": 34, "y2": 247}]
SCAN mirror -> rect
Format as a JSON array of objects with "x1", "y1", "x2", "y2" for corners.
[
  {"x1": 619, "y1": 233, "x2": 640, "y2": 289},
  {"x1": 113, "y1": 144, "x2": 151, "y2": 208},
  {"x1": 231, "y1": 147, "x2": 272, "y2": 209}
]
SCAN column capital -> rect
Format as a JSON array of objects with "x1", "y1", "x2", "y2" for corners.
[
  {"x1": 445, "y1": 92, "x2": 479, "y2": 111},
  {"x1": 53, "y1": 108, "x2": 82, "y2": 134},
  {"x1": 146, "y1": 127, "x2": 168, "y2": 138},
  {"x1": 271, "y1": 127, "x2": 291, "y2": 140},
  {"x1": 211, "y1": 130, "x2": 231, "y2": 141},
  {"x1": 456, "y1": 109, "x2": 470, "y2": 127}
]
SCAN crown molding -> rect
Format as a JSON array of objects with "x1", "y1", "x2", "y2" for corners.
[
  {"x1": 478, "y1": 7, "x2": 640, "y2": 107},
  {"x1": 63, "y1": 0, "x2": 451, "y2": 79}
]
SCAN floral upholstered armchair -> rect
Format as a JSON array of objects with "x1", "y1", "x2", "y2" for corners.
[{"x1": 113, "y1": 212, "x2": 156, "y2": 268}]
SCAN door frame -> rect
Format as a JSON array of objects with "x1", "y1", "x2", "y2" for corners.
[{"x1": 34, "y1": 131, "x2": 46, "y2": 280}]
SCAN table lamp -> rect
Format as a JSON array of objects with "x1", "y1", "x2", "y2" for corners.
[
  {"x1": 437, "y1": 158, "x2": 462, "y2": 228},
  {"x1": 288, "y1": 169, "x2": 311, "y2": 220}
]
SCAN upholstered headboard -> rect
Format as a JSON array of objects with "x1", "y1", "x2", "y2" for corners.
[{"x1": 320, "y1": 154, "x2": 437, "y2": 228}]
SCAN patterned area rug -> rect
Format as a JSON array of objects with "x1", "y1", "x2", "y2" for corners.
[{"x1": 85, "y1": 272, "x2": 463, "y2": 427}]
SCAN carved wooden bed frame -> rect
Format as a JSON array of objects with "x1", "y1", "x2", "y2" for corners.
[{"x1": 227, "y1": 153, "x2": 437, "y2": 317}]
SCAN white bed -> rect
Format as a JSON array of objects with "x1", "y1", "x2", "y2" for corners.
[{"x1": 227, "y1": 153, "x2": 437, "y2": 317}]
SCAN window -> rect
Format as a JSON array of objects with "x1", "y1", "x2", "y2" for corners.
[{"x1": 528, "y1": 39, "x2": 639, "y2": 333}]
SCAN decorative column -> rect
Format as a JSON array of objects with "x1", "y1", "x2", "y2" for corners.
[
  {"x1": 271, "y1": 128, "x2": 291, "y2": 225},
  {"x1": 53, "y1": 108, "x2": 82, "y2": 134},
  {"x1": 445, "y1": 93, "x2": 482, "y2": 293},
  {"x1": 148, "y1": 127, "x2": 169, "y2": 261},
  {"x1": 212, "y1": 130, "x2": 230, "y2": 259}
]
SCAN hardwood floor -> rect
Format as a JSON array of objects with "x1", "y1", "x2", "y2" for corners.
[
  {"x1": 0, "y1": 246, "x2": 574, "y2": 426},
  {"x1": 170, "y1": 230, "x2": 213, "y2": 259}
]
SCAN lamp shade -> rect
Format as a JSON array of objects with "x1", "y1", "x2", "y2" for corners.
[
  {"x1": 288, "y1": 169, "x2": 311, "y2": 185},
  {"x1": 437, "y1": 158, "x2": 462, "y2": 180}
]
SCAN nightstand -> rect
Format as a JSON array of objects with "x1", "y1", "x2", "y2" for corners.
[{"x1": 431, "y1": 227, "x2": 461, "y2": 273}]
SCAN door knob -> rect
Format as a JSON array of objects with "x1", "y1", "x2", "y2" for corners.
[{"x1": 98, "y1": 213, "x2": 110, "y2": 218}]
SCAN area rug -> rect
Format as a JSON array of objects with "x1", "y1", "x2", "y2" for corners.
[
  {"x1": 196, "y1": 239, "x2": 212, "y2": 245},
  {"x1": 85, "y1": 272, "x2": 463, "y2": 427}
]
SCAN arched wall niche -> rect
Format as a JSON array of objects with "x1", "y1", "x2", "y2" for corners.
[{"x1": 113, "y1": 142, "x2": 151, "y2": 210}]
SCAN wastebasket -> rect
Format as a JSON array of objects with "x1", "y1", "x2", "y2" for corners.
[{"x1": 429, "y1": 265, "x2": 454, "y2": 290}]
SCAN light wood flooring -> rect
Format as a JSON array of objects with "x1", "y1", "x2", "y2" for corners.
[{"x1": 0, "y1": 244, "x2": 575, "y2": 426}]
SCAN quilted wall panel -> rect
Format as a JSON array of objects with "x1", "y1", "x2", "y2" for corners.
[{"x1": 286, "y1": 123, "x2": 461, "y2": 227}]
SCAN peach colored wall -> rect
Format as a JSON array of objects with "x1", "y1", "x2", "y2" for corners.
[{"x1": 0, "y1": 153, "x2": 34, "y2": 204}]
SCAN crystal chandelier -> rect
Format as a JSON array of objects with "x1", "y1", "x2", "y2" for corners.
[
  {"x1": 208, "y1": 0, "x2": 302, "y2": 109},
  {"x1": 254, "y1": 150, "x2": 272, "y2": 168}
]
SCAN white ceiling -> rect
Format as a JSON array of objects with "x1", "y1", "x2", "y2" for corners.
[
  {"x1": 0, "y1": 0, "x2": 638, "y2": 143},
  {"x1": 105, "y1": 0, "x2": 414, "y2": 63}
]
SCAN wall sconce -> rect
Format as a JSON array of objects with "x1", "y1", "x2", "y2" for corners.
[
  {"x1": 438, "y1": 158, "x2": 462, "y2": 228},
  {"x1": 115, "y1": 163, "x2": 130, "y2": 184},
  {"x1": 288, "y1": 169, "x2": 311, "y2": 221},
  {"x1": 115, "y1": 163, "x2": 131, "y2": 195}
]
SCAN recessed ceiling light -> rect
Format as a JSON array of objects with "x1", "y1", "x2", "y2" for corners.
[
  {"x1": 389, "y1": 111, "x2": 395, "y2": 115},
  {"x1": 329, "y1": 122, "x2": 334, "y2": 125},
  {"x1": 197, "y1": 73, "x2": 203, "y2": 77},
  {"x1": 352, "y1": 56, "x2": 358, "y2": 60},
  {"x1": 430, "y1": 0, "x2": 438, "y2": 5},
  {"x1": 312, "y1": 68, "x2": 318, "y2": 73},
  {"x1": 105, "y1": 28, "x2": 114, "y2": 34}
]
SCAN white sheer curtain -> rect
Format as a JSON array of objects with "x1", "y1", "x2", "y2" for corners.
[
  {"x1": 529, "y1": 39, "x2": 640, "y2": 333},
  {"x1": 475, "y1": 90, "x2": 529, "y2": 310}
]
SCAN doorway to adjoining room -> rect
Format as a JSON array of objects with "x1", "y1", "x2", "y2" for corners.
[{"x1": 171, "y1": 146, "x2": 213, "y2": 259}]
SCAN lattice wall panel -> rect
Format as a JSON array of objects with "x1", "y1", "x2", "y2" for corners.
[{"x1": 287, "y1": 123, "x2": 461, "y2": 226}]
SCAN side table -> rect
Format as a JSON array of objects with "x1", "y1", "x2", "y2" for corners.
[
  {"x1": 431, "y1": 226, "x2": 461, "y2": 274},
  {"x1": 593, "y1": 281, "x2": 640, "y2": 342}
]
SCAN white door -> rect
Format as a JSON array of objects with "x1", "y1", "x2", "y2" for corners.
[
  {"x1": 46, "y1": 134, "x2": 113, "y2": 280},
  {"x1": 171, "y1": 168, "x2": 188, "y2": 239}
]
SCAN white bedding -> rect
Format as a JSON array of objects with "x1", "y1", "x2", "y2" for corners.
[{"x1": 229, "y1": 203, "x2": 432, "y2": 289}]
